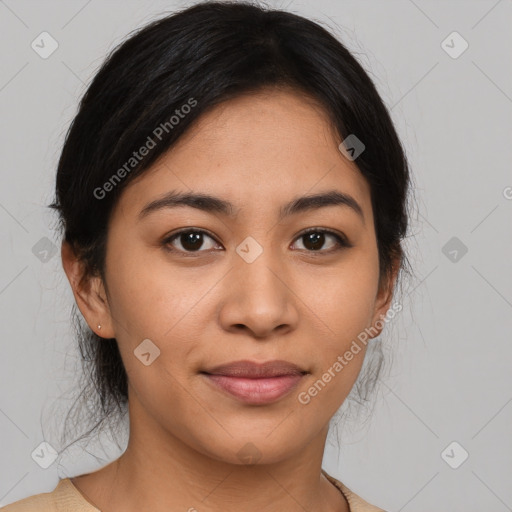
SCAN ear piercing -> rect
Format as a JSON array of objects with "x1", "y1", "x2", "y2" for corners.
[{"x1": 98, "y1": 324, "x2": 101, "y2": 330}]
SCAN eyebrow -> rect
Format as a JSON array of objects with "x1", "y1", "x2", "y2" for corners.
[{"x1": 138, "y1": 189, "x2": 364, "y2": 223}]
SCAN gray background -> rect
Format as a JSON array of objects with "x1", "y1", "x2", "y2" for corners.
[{"x1": 1, "y1": 0, "x2": 511, "y2": 510}]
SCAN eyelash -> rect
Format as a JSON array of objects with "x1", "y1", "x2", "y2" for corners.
[{"x1": 161, "y1": 227, "x2": 352, "y2": 256}]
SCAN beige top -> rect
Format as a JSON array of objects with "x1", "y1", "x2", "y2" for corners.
[{"x1": 1, "y1": 470, "x2": 386, "y2": 512}]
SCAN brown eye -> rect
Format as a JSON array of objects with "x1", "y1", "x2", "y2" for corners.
[
  {"x1": 292, "y1": 229, "x2": 351, "y2": 253},
  {"x1": 164, "y1": 229, "x2": 220, "y2": 253},
  {"x1": 302, "y1": 232, "x2": 327, "y2": 251}
]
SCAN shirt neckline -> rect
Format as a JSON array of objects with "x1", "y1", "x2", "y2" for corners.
[
  {"x1": 58, "y1": 478, "x2": 101, "y2": 511},
  {"x1": 321, "y1": 469, "x2": 353, "y2": 509},
  {"x1": 61, "y1": 471, "x2": 353, "y2": 512}
]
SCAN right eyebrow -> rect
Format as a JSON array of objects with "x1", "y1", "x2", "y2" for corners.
[{"x1": 138, "y1": 191, "x2": 236, "y2": 221}]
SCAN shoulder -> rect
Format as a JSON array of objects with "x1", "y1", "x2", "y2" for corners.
[
  {"x1": 322, "y1": 470, "x2": 388, "y2": 512},
  {"x1": 1, "y1": 478, "x2": 97, "y2": 512}
]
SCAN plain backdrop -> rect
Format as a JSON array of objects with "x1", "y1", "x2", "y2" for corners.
[{"x1": 0, "y1": 1, "x2": 511, "y2": 510}]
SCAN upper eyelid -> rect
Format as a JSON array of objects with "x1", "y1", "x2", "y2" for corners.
[
  {"x1": 165, "y1": 228, "x2": 220, "y2": 244},
  {"x1": 298, "y1": 227, "x2": 348, "y2": 240},
  {"x1": 293, "y1": 228, "x2": 351, "y2": 249},
  {"x1": 163, "y1": 229, "x2": 220, "y2": 251}
]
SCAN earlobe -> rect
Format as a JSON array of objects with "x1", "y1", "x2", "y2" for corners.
[{"x1": 61, "y1": 241, "x2": 115, "y2": 338}]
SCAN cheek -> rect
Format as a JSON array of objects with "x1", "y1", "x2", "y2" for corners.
[
  {"x1": 105, "y1": 245, "x2": 215, "y2": 341},
  {"x1": 103, "y1": 247, "x2": 221, "y2": 401},
  {"x1": 104, "y1": 251, "x2": 203, "y2": 414},
  {"x1": 304, "y1": 250, "x2": 380, "y2": 346},
  {"x1": 324, "y1": 268, "x2": 377, "y2": 334},
  {"x1": 295, "y1": 251, "x2": 380, "y2": 407}
]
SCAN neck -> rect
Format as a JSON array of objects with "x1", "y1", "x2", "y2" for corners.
[{"x1": 74, "y1": 391, "x2": 349, "y2": 512}]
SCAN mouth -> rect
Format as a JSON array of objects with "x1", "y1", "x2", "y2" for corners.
[{"x1": 200, "y1": 359, "x2": 308, "y2": 405}]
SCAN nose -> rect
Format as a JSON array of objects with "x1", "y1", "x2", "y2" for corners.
[{"x1": 218, "y1": 251, "x2": 300, "y2": 339}]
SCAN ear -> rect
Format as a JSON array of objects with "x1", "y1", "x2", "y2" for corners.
[
  {"x1": 61, "y1": 240, "x2": 115, "y2": 339},
  {"x1": 369, "y1": 257, "x2": 401, "y2": 339}
]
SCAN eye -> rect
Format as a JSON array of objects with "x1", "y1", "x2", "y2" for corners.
[
  {"x1": 291, "y1": 228, "x2": 351, "y2": 253},
  {"x1": 163, "y1": 229, "x2": 221, "y2": 254}
]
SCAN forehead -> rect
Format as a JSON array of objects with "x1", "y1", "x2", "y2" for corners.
[{"x1": 116, "y1": 88, "x2": 372, "y2": 221}]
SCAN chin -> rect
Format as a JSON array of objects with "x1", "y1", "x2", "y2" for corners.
[{"x1": 189, "y1": 428, "x2": 306, "y2": 466}]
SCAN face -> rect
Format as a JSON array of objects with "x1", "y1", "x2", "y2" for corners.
[{"x1": 66, "y1": 87, "x2": 396, "y2": 465}]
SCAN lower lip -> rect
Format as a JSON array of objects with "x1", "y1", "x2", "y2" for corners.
[{"x1": 203, "y1": 373, "x2": 304, "y2": 405}]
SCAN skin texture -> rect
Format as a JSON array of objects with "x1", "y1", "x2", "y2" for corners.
[{"x1": 62, "y1": 87, "x2": 398, "y2": 512}]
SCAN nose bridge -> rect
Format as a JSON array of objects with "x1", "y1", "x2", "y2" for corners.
[
  {"x1": 234, "y1": 236, "x2": 286, "y2": 304},
  {"x1": 218, "y1": 235, "x2": 298, "y2": 336},
  {"x1": 246, "y1": 262, "x2": 279, "y2": 294}
]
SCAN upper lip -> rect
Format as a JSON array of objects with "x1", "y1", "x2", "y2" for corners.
[{"x1": 202, "y1": 360, "x2": 307, "y2": 378}]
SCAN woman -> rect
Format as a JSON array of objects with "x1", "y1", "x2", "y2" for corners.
[{"x1": 2, "y1": 1, "x2": 411, "y2": 511}]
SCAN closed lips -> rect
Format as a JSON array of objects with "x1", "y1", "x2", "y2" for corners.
[
  {"x1": 201, "y1": 359, "x2": 308, "y2": 378},
  {"x1": 201, "y1": 360, "x2": 308, "y2": 405}
]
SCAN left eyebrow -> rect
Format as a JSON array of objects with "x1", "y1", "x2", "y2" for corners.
[
  {"x1": 278, "y1": 190, "x2": 364, "y2": 223},
  {"x1": 138, "y1": 189, "x2": 364, "y2": 223}
]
